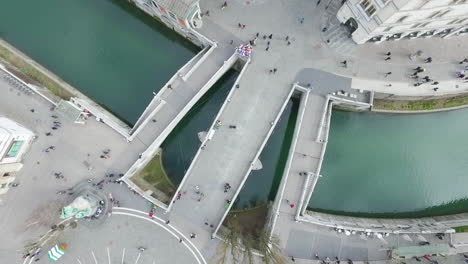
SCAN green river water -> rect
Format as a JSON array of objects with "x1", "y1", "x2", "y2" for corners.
[
  {"x1": 309, "y1": 110, "x2": 468, "y2": 217},
  {"x1": 0, "y1": 0, "x2": 198, "y2": 124},
  {"x1": 162, "y1": 70, "x2": 239, "y2": 184}
]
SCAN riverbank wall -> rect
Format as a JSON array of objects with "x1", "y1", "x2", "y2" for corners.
[
  {"x1": 0, "y1": 38, "x2": 132, "y2": 138},
  {"x1": 301, "y1": 210, "x2": 468, "y2": 234},
  {"x1": 297, "y1": 95, "x2": 468, "y2": 235},
  {"x1": 371, "y1": 91, "x2": 468, "y2": 113}
]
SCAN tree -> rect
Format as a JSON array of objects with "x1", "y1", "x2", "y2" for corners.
[{"x1": 217, "y1": 219, "x2": 285, "y2": 264}]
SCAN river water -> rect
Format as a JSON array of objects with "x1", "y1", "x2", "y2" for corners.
[
  {"x1": 309, "y1": 110, "x2": 468, "y2": 217},
  {"x1": 162, "y1": 70, "x2": 239, "y2": 184},
  {"x1": 0, "y1": 0, "x2": 198, "y2": 124}
]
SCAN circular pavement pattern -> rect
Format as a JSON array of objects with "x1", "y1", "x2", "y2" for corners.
[{"x1": 28, "y1": 208, "x2": 201, "y2": 264}]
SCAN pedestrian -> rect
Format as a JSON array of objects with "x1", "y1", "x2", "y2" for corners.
[
  {"x1": 267, "y1": 41, "x2": 270, "y2": 45},
  {"x1": 221, "y1": 2, "x2": 227, "y2": 9},
  {"x1": 242, "y1": 24, "x2": 246, "y2": 29},
  {"x1": 263, "y1": 35, "x2": 267, "y2": 40},
  {"x1": 269, "y1": 69, "x2": 273, "y2": 74},
  {"x1": 229, "y1": 40, "x2": 233, "y2": 45},
  {"x1": 290, "y1": 203, "x2": 295, "y2": 208},
  {"x1": 166, "y1": 220, "x2": 170, "y2": 224},
  {"x1": 179, "y1": 238, "x2": 183, "y2": 243},
  {"x1": 300, "y1": 17, "x2": 304, "y2": 24},
  {"x1": 190, "y1": 233, "x2": 196, "y2": 239},
  {"x1": 425, "y1": 57, "x2": 432, "y2": 63},
  {"x1": 385, "y1": 52, "x2": 391, "y2": 56},
  {"x1": 315, "y1": 253, "x2": 319, "y2": 259},
  {"x1": 238, "y1": 23, "x2": 242, "y2": 28},
  {"x1": 291, "y1": 256, "x2": 296, "y2": 262},
  {"x1": 256, "y1": 32, "x2": 259, "y2": 37},
  {"x1": 30, "y1": 109, "x2": 35, "y2": 113},
  {"x1": 273, "y1": 68, "x2": 277, "y2": 73},
  {"x1": 287, "y1": 41, "x2": 291, "y2": 45},
  {"x1": 177, "y1": 192, "x2": 182, "y2": 200},
  {"x1": 433, "y1": 87, "x2": 439, "y2": 91},
  {"x1": 341, "y1": 60, "x2": 347, "y2": 67},
  {"x1": 384, "y1": 57, "x2": 391, "y2": 61},
  {"x1": 268, "y1": 34, "x2": 273, "y2": 39},
  {"x1": 45, "y1": 132, "x2": 52, "y2": 136},
  {"x1": 384, "y1": 72, "x2": 392, "y2": 77},
  {"x1": 266, "y1": 46, "x2": 269, "y2": 51},
  {"x1": 317, "y1": 0, "x2": 321, "y2": 5}
]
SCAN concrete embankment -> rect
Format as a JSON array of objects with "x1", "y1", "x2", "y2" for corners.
[{"x1": 0, "y1": 38, "x2": 132, "y2": 138}]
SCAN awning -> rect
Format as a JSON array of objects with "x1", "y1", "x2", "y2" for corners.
[
  {"x1": 392, "y1": 244, "x2": 449, "y2": 258},
  {"x1": 47, "y1": 244, "x2": 65, "y2": 261}
]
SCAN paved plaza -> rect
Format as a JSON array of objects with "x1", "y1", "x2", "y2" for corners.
[
  {"x1": 44, "y1": 212, "x2": 200, "y2": 264},
  {"x1": 0, "y1": 73, "x2": 208, "y2": 263},
  {"x1": 2, "y1": 0, "x2": 468, "y2": 263}
]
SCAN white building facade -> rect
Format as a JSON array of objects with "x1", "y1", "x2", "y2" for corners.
[
  {"x1": 0, "y1": 117, "x2": 34, "y2": 195},
  {"x1": 131, "y1": 0, "x2": 209, "y2": 47},
  {"x1": 337, "y1": 0, "x2": 468, "y2": 44}
]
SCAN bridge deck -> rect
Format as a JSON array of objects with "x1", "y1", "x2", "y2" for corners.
[
  {"x1": 168, "y1": 53, "x2": 298, "y2": 247},
  {"x1": 272, "y1": 93, "x2": 329, "y2": 246},
  {"x1": 130, "y1": 45, "x2": 236, "y2": 147}
]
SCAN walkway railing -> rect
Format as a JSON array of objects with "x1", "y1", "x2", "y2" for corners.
[
  {"x1": 212, "y1": 83, "x2": 297, "y2": 238},
  {"x1": 267, "y1": 84, "x2": 310, "y2": 238},
  {"x1": 0, "y1": 64, "x2": 57, "y2": 106},
  {"x1": 124, "y1": 53, "x2": 240, "y2": 209},
  {"x1": 299, "y1": 99, "x2": 333, "y2": 218},
  {"x1": 129, "y1": 45, "x2": 211, "y2": 139},
  {"x1": 166, "y1": 54, "x2": 248, "y2": 212}
]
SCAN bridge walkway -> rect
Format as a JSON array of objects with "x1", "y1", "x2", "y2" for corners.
[
  {"x1": 167, "y1": 53, "x2": 299, "y2": 248},
  {"x1": 130, "y1": 44, "x2": 237, "y2": 147},
  {"x1": 271, "y1": 92, "x2": 330, "y2": 248}
]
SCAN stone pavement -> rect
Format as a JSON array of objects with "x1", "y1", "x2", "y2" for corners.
[
  {"x1": 199, "y1": 0, "x2": 468, "y2": 97},
  {"x1": 41, "y1": 213, "x2": 199, "y2": 264},
  {"x1": 275, "y1": 92, "x2": 328, "y2": 223},
  {"x1": 0, "y1": 73, "x2": 198, "y2": 263},
  {"x1": 168, "y1": 43, "x2": 298, "y2": 247},
  {"x1": 3, "y1": 0, "x2": 468, "y2": 263}
]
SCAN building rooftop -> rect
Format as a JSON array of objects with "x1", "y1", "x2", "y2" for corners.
[{"x1": 157, "y1": 0, "x2": 197, "y2": 18}]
